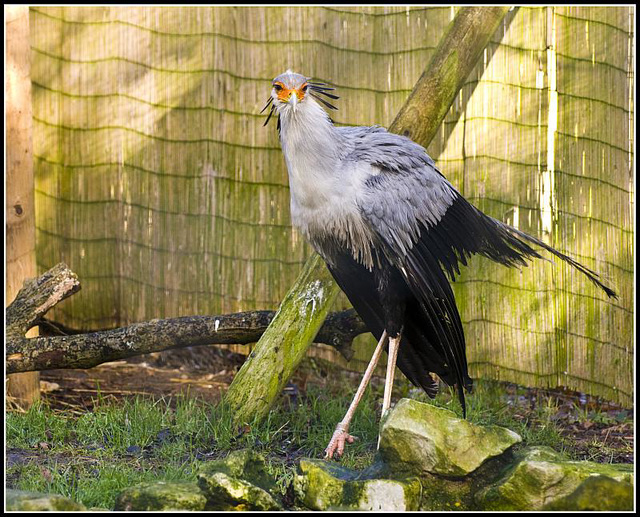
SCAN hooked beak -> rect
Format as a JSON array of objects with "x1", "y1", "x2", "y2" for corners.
[{"x1": 288, "y1": 91, "x2": 298, "y2": 111}]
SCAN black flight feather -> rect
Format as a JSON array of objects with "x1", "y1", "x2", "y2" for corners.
[{"x1": 324, "y1": 244, "x2": 444, "y2": 402}]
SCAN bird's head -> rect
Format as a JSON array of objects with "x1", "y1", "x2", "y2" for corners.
[
  {"x1": 270, "y1": 70, "x2": 309, "y2": 110},
  {"x1": 262, "y1": 69, "x2": 339, "y2": 127}
]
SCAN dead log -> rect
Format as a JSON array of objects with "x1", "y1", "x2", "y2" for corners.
[{"x1": 6, "y1": 263, "x2": 368, "y2": 374}]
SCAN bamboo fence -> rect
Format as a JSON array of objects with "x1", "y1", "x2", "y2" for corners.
[{"x1": 29, "y1": 6, "x2": 634, "y2": 406}]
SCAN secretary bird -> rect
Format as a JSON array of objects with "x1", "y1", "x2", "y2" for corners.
[{"x1": 262, "y1": 70, "x2": 617, "y2": 459}]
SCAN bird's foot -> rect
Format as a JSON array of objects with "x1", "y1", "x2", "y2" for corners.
[{"x1": 324, "y1": 423, "x2": 356, "y2": 459}]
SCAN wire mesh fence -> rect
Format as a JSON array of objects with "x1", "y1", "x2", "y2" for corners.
[{"x1": 30, "y1": 6, "x2": 634, "y2": 406}]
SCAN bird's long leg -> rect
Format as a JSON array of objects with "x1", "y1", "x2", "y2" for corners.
[
  {"x1": 381, "y1": 333, "x2": 401, "y2": 418},
  {"x1": 324, "y1": 330, "x2": 388, "y2": 459},
  {"x1": 376, "y1": 334, "x2": 401, "y2": 450}
]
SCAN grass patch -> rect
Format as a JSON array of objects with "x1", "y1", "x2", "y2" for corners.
[
  {"x1": 6, "y1": 376, "x2": 631, "y2": 509},
  {"x1": 6, "y1": 385, "x2": 378, "y2": 509}
]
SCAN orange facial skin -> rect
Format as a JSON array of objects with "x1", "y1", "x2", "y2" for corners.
[{"x1": 274, "y1": 81, "x2": 308, "y2": 102}]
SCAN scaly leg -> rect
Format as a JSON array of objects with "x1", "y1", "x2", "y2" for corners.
[
  {"x1": 324, "y1": 330, "x2": 388, "y2": 459},
  {"x1": 381, "y1": 334, "x2": 401, "y2": 416},
  {"x1": 377, "y1": 333, "x2": 401, "y2": 449}
]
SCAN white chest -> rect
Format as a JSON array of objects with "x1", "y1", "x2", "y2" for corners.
[
  {"x1": 287, "y1": 157, "x2": 378, "y2": 267},
  {"x1": 277, "y1": 101, "x2": 379, "y2": 266}
]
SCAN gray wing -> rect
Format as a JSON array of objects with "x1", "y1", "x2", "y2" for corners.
[
  {"x1": 344, "y1": 127, "x2": 540, "y2": 406},
  {"x1": 343, "y1": 125, "x2": 556, "y2": 275},
  {"x1": 347, "y1": 126, "x2": 617, "y2": 293},
  {"x1": 344, "y1": 126, "x2": 616, "y2": 406},
  {"x1": 338, "y1": 126, "x2": 458, "y2": 256},
  {"x1": 341, "y1": 126, "x2": 478, "y2": 403}
]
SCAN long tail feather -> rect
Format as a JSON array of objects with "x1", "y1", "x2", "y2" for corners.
[{"x1": 491, "y1": 217, "x2": 618, "y2": 299}]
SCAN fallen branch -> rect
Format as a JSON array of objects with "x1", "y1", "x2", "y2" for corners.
[{"x1": 6, "y1": 263, "x2": 368, "y2": 374}]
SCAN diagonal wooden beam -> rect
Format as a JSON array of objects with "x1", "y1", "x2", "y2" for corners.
[{"x1": 224, "y1": 6, "x2": 513, "y2": 423}]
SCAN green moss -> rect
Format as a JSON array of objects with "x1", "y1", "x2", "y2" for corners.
[
  {"x1": 477, "y1": 446, "x2": 634, "y2": 510},
  {"x1": 380, "y1": 399, "x2": 522, "y2": 477},
  {"x1": 294, "y1": 458, "x2": 422, "y2": 511},
  {"x1": 543, "y1": 475, "x2": 634, "y2": 511},
  {"x1": 418, "y1": 474, "x2": 473, "y2": 511},
  {"x1": 6, "y1": 489, "x2": 87, "y2": 511},
  {"x1": 114, "y1": 481, "x2": 207, "y2": 511},
  {"x1": 294, "y1": 459, "x2": 348, "y2": 510},
  {"x1": 224, "y1": 254, "x2": 341, "y2": 424},
  {"x1": 198, "y1": 472, "x2": 281, "y2": 511},
  {"x1": 198, "y1": 449, "x2": 277, "y2": 494},
  {"x1": 197, "y1": 449, "x2": 282, "y2": 510}
]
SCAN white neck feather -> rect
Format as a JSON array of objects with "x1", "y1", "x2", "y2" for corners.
[
  {"x1": 277, "y1": 98, "x2": 342, "y2": 209},
  {"x1": 276, "y1": 97, "x2": 377, "y2": 268}
]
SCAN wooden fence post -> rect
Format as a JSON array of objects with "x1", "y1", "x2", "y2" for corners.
[
  {"x1": 6, "y1": 5, "x2": 41, "y2": 407},
  {"x1": 224, "y1": 6, "x2": 512, "y2": 422}
]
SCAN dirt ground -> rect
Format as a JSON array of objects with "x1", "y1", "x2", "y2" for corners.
[{"x1": 30, "y1": 346, "x2": 634, "y2": 464}]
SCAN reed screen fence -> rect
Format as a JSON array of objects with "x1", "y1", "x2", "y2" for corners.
[{"x1": 29, "y1": 6, "x2": 634, "y2": 406}]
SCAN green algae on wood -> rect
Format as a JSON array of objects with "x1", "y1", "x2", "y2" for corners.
[
  {"x1": 390, "y1": 6, "x2": 512, "y2": 147},
  {"x1": 224, "y1": 254, "x2": 341, "y2": 423}
]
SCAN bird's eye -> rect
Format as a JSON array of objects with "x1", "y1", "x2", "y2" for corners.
[
  {"x1": 273, "y1": 84, "x2": 282, "y2": 91},
  {"x1": 301, "y1": 85, "x2": 308, "y2": 92}
]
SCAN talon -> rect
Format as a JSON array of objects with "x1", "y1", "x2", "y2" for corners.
[{"x1": 324, "y1": 423, "x2": 356, "y2": 459}]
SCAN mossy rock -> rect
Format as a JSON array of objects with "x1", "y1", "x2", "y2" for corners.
[
  {"x1": 417, "y1": 473, "x2": 476, "y2": 511},
  {"x1": 293, "y1": 458, "x2": 422, "y2": 511},
  {"x1": 197, "y1": 449, "x2": 282, "y2": 510},
  {"x1": 198, "y1": 472, "x2": 281, "y2": 511},
  {"x1": 476, "y1": 446, "x2": 634, "y2": 511},
  {"x1": 379, "y1": 398, "x2": 522, "y2": 477},
  {"x1": 415, "y1": 447, "x2": 519, "y2": 511},
  {"x1": 6, "y1": 489, "x2": 86, "y2": 511},
  {"x1": 197, "y1": 449, "x2": 277, "y2": 494},
  {"x1": 543, "y1": 475, "x2": 634, "y2": 511},
  {"x1": 114, "y1": 481, "x2": 207, "y2": 511}
]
